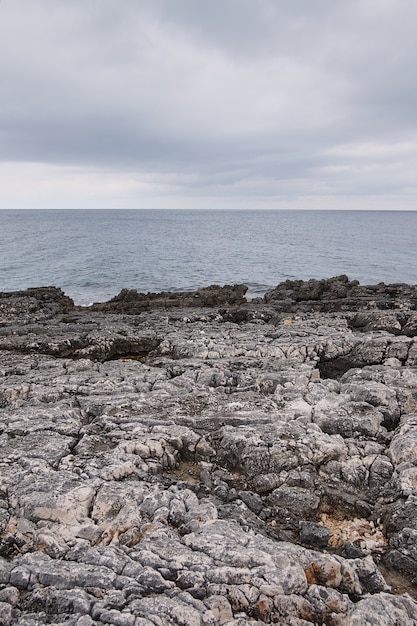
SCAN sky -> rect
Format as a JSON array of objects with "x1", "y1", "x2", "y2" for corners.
[{"x1": 0, "y1": 0, "x2": 416, "y2": 210}]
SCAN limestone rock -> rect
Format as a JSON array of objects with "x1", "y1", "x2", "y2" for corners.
[{"x1": 1, "y1": 280, "x2": 417, "y2": 624}]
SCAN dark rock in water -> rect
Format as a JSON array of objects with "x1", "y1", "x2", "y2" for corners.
[
  {"x1": 265, "y1": 274, "x2": 358, "y2": 302},
  {"x1": 265, "y1": 275, "x2": 417, "y2": 313},
  {"x1": 1, "y1": 278, "x2": 417, "y2": 624},
  {"x1": 91, "y1": 284, "x2": 248, "y2": 312},
  {"x1": 0, "y1": 286, "x2": 74, "y2": 324}
]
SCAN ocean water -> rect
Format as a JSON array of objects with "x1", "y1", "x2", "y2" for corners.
[{"x1": 0, "y1": 209, "x2": 416, "y2": 306}]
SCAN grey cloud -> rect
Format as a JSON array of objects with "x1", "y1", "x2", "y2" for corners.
[{"x1": 0, "y1": 0, "x2": 416, "y2": 207}]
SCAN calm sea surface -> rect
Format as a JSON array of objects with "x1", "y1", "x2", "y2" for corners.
[{"x1": 0, "y1": 209, "x2": 416, "y2": 305}]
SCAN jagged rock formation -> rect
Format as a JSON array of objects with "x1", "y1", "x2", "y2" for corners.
[
  {"x1": 1, "y1": 278, "x2": 417, "y2": 625},
  {"x1": 90, "y1": 284, "x2": 248, "y2": 313}
]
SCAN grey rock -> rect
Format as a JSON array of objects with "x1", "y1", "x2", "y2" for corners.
[
  {"x1": 1, "y1": 280, "x2": 417, "y2": 624},
  {"x1": 0, "y1": 601, "x2": 13, "y2": 626},
  {"x1": 237, "y1": 491, "x2": 263, "y2": 515},
  {"x1": 299, "y1": 521, "x2": 330, "y2": 548},
  {"x1": 340, "y1": 592, "x2": 417, "y2": 625},
  {"x1": 266, "y1": 487, "x2": 320, "y2": 523},
  {"x1": 384, "y1": 527, "x2": 417, "y2": 580},
  {"x1": 0, "y1": 586, "x2": 20, "y2": 606},
  {"x1": 305, "y1": 584, "x2": 351, "y2": 616},
  {"x1": 204, "y1": 596, "x2": 233, "y2": 625}
]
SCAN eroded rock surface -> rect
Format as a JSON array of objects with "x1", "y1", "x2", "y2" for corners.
[{"x1": 1, "y1": 278, "x2": 417, "y2": 625}]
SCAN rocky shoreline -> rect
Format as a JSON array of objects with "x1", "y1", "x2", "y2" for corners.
[{"x1": 1, "y1": 275, "x2": 417, "y2": 625}]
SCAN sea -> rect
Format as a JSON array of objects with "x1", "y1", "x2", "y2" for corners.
[{"x1": 0, "y1": 209, "x2": 416, "y2": 306}]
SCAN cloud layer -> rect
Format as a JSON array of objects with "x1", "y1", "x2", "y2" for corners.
[{"x1": 1, "y1": 0, "x2": 416, "y2": 208}]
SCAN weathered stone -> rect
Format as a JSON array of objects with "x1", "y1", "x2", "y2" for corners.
[
  {"x1": 1, "y1": 280, "x2": 417, "y2": 624},
  {"x1": 299, "y1": 521, "x2": 330, "y2": 548},
  {"x1": 383, "y1": 527, "x2": 417, "y2": 581},
  {"x1": 338, "y1": 592, "x2": 417, "y2": 625},
  {"x1": 204, "y1": 595, "x2": 233, "y2": 625}
]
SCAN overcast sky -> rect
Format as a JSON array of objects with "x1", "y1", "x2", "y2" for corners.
[{"x1": 1, "y1": 0, "x2": 416, "y2": 210}]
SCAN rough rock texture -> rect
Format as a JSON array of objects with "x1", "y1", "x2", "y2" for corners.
[
  {"x1": 1, "y1": 277, "x2": 417, "y2": 625},
  {"x1": 90, "y1": 284, "x2": 248, "y2": 313}
]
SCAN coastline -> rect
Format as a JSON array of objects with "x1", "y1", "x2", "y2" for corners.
[{"x1": 1, "y1": 276, "x2": 417, "y2": 624}]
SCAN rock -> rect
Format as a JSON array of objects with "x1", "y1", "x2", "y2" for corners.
[
  {"x1": 383, "y1": 528, "x2": 417, "y2": 581},
  {"x1": 90, "y1": 284, "x2": 248, "y2": 313},
  {"x1": 305, "y1": 584, "x2": 352, "y2": 617},
  {"x1": 0, "y1": 286, "x2": 74, "y2": 324},
  {"x1": 264, "y1": 276, "x2": 417, "y2": 313},
  {"x1": 264, "y1": 275, "x2": 357, "y2": 305},
  {"x1": 237, "y1": 491, "x2": 263, "y2": 515},
  {"x1": 0, "y1": 601, "x2": 13, "y2": 625},
  {"x1": 266, "y1": 487, "x2": 320, "y2": 525},
  {"x1": 299, "y1": 521, "x2": 330, "y2": 548},
  {"x1": 338, "y1": 592, "x2": 417, "y2": 625},
  {"x1": 205, "y1": 595, "x2": 233, "y2": 625},
  {"x1": 0, "y1": 280, "x2": 417, "y2": 624}
]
